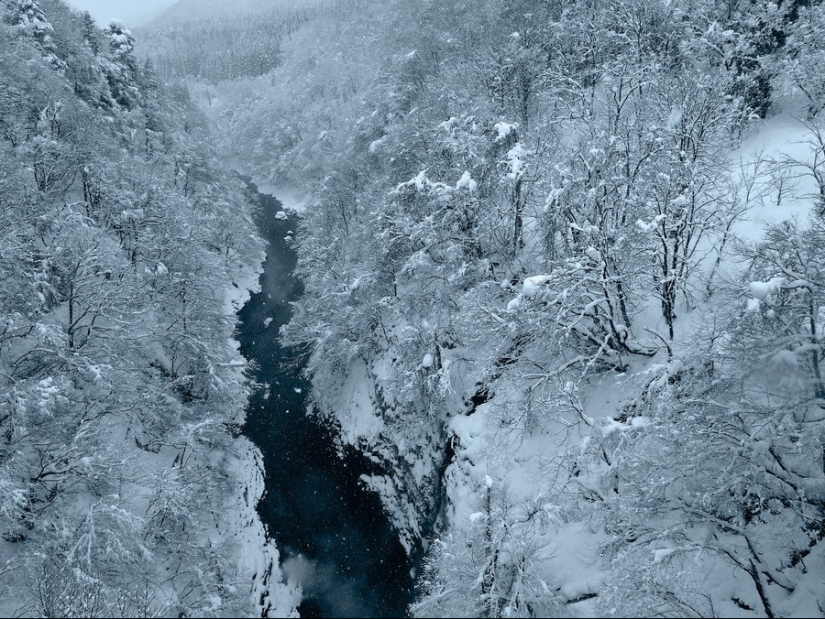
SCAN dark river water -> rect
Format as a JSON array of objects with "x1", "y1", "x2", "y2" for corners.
[{"x1": 237, "y1": 185, "x2": 414, "y2": 618}]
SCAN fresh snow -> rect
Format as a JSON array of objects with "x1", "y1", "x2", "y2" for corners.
[
  {"x1": 522, "y1": 275, "x2": 551, "y2": 297},
  {"x1": 331, "y1": 358, "x2": 386, "y2": 444},
  {"x1": 455, "y1": 170, "x2": 477, "y2": 192},
  {"x1": 505, "y1": 142, "x2": 528, "y2": 179},
  {"x1": 730, "y1": 110, "x2": 821, "y2": 241},
  {"x1": 227, "y1": 440, "x2": 301, "y2": 617},
  {"x1": 494, "y1": 121, "x2": 518, "y2": 141},
  {"x1": 748, "y1": 277, "x2": 785, "y2": 300}
]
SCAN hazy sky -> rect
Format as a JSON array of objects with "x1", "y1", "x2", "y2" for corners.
[{"x1": 64, "y1": 0, "x2": 177, "y2": 27}]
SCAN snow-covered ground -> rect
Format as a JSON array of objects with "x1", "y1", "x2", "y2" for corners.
[
  {"x1": 226, "y1": 439, "x2": 301, "y2": 617},
  {"x1": 732, "y1": 108, "x2": 821, "y2": 240},
  {"x1": 421, "y1": 103, "x2": 825, "y2": 615}
]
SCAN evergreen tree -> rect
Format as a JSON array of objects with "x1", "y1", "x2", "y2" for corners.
[
  {"x1": 102, "y1": 20, "x2": 141, "y2": 109},
  {"x1": 9, "y1": 0, "x2": 65, "y2": 71}
]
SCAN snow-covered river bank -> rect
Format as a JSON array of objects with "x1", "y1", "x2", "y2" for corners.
[{"x1": 237, "y1": 184, "x2": 414, "y2": 618}]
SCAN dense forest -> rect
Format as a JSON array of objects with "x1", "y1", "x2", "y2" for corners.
[
  {"x1": 140, "y1": 7, "x2": 310, "y2": 82},
  {"x1": 189, "y1": 0, "x2": 825, "y2": 616},
  {"x1": 0, "y1": 0, "x2": 296, "y2": 616},
  {"x1": 5, "y1": 0, "x2": 825, "y2": 616}
]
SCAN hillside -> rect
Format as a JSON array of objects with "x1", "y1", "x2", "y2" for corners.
[
  {"x1": 153, "y1": 0, "x2": 324, "y2": 23},
  {"x1": 137, "y1": 0, "x2": 333, "y2": 81},
  {"x1": 0, "y1": 1, "x2": 296, "y2": 615},
  {"x1": 182, "y1": 0, "x2": 825, "y2": 616}
]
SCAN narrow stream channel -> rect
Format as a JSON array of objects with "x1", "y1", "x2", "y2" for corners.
[{"x1": 237, "y1": 184, "x2": 414, "y2": 618}]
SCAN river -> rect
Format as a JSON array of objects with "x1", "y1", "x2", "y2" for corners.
[{"x1": 237, "y1": 184, "x2": 414, "y2": 618}]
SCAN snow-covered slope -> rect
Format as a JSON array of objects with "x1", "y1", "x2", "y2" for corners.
[{"x1": 166, "y1": 0, "x2": 825, "y2": 615}]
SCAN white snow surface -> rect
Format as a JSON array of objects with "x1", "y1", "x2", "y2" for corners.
[
  {"x1": 749, "y1": 277, "x2": 785, "y2": 300},
  {"x1": 228, "y1": 440, "x2": 301, "y2": 616},
  {"x1": 730, "y1": 108, "x2": 821, "y2": 241},
  {"x1": 494, "y1": 121, "x2": 518, "y2": 141},
  {"x1": 224, "y1": 246, "x2": 264, "y2": 315},
  {"x1": 505, "y1": 142, "x2": 529, "y2": 179},
  {"x1": 522, "y1": 275, "x2": 551, "y2": 297},
  {"x1": 330, "y1": 358, "x2": 386, "y2": 444},
  {"x1": 455, "y1": 170, "x2": 478, "y2": 192}
]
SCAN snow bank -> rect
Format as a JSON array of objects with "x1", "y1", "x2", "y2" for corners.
[
  {"x1": 731, "y1": 111, "x2": 819, "y2": 241},
  {"x1": 224, "y1": 247, "x2": 265, "y2": 315},
  {"x1": 334, "y1": 358, "x2": 386, "y2": 444},
  {"x1": 522, "y1": 275, "x2": 552, "y2": 297},
  {"x1": 229, "y1": 440, "x2": 301, "y2": 617}
]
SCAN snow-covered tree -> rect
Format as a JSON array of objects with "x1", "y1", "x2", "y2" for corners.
[
  {"x1": 0, "y1": 5, "x2": 274, "y2": 615},
  {"x1": 102, "y1": 20, "x2": 141, "y2": 109},
  {"x1": 8, "y1": 0, "x2": 65, "y2": 71}
]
